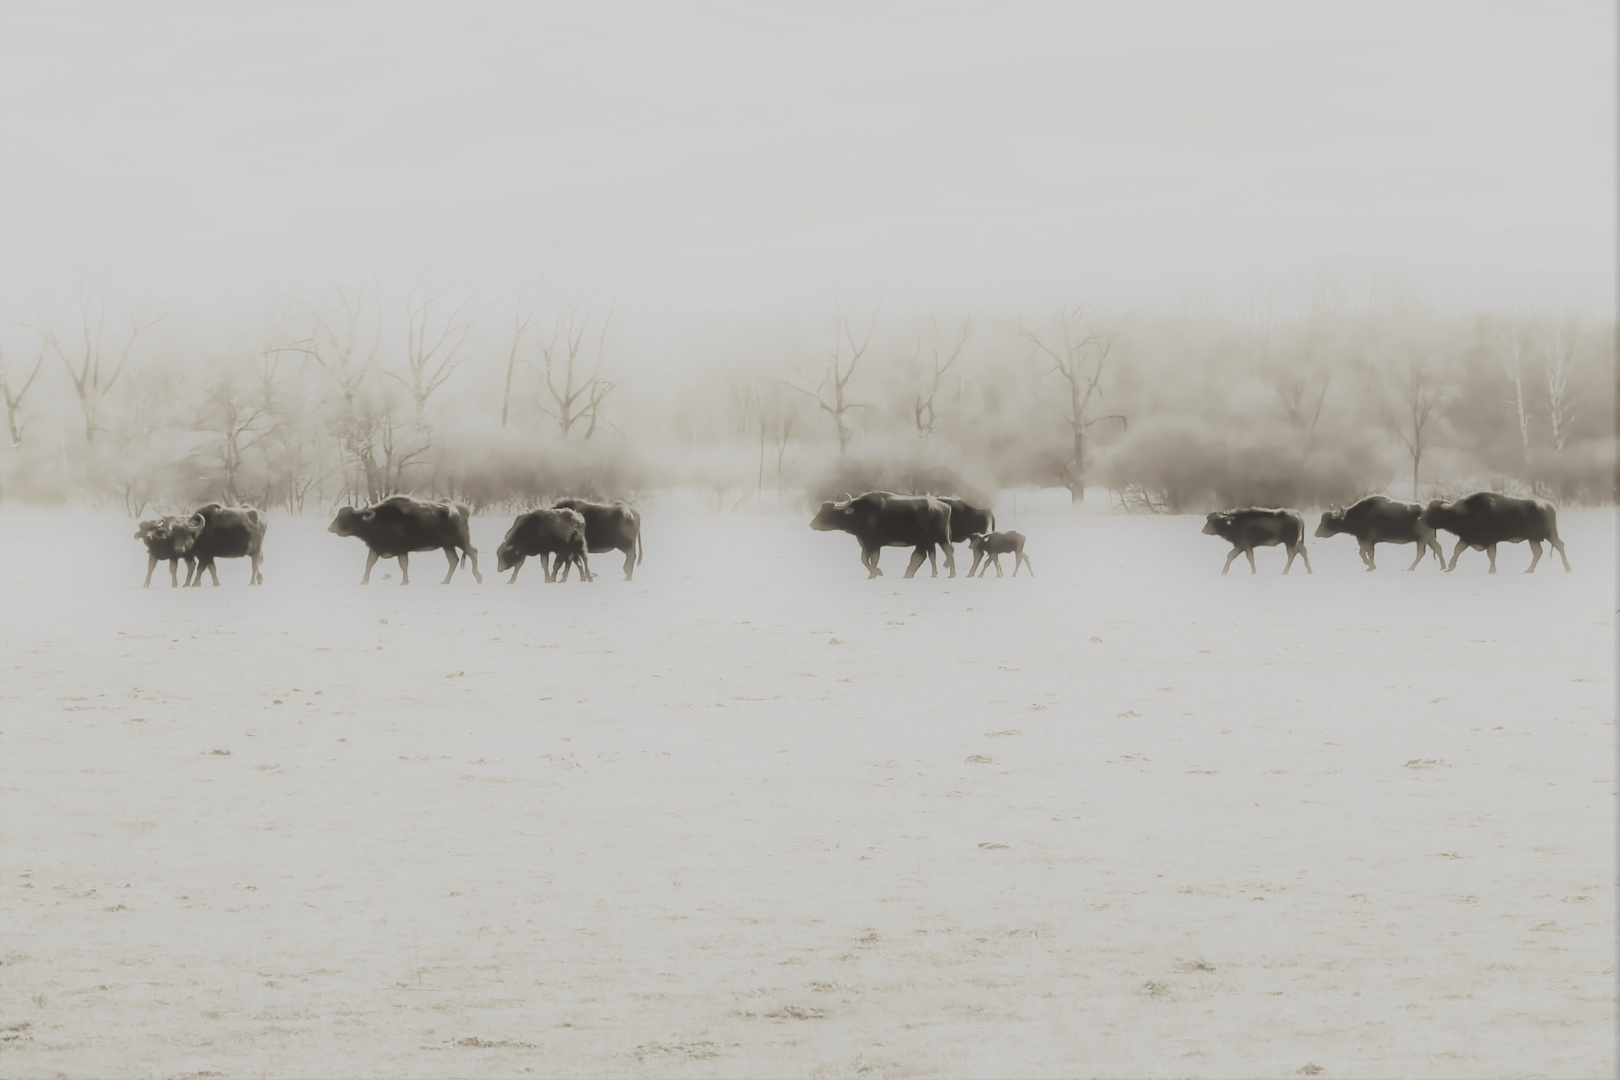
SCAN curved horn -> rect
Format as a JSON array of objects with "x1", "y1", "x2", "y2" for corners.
[
  {"x1": 186, "y1": 512, "x2": 204, "y2": 529},
  {"x1": 832, "y1": 492, "x2": 852, "y2": 508}
]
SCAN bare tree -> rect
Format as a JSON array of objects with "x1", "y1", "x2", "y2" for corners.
[
  {"x1": 1542, "y1": 319, "x2": 1579, "y2": 452},
  {"x1": 501, "y1": 274, "x2": 545, "y2": 428},
  {"x1": 387, "y1": 275, "x2": 476, "y2": 426},
  {"x1": 912, "y1": 310, "x2": 971, "y2": 438},
  {"x1": 1490, "y1": 320, "x2": 1534, "y2": 471},
  {"x1": 1381, "y1": 351, "x2": 1445, "y2": 499},
  {"x1": 535, "y1": 303, "x2": 617, "y2": 440},
  {"x1": 0, "y1": 340, "x2": 46, "y2": 447},
  {"x1": 1019, "y1": 301, "x2": 1127, "y2": 503},
  {"x1": 786, "y1": 304, "x2": 880, "y2": 455},
  {"x1": 204, "y1": 370, "x2": 273, "y2": 503},
  {"x1": 35, "y1": 288, "x2": 162, "y2": 443}
]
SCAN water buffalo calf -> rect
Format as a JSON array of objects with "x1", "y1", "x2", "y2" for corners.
[
  {"x1": 1203, "y1": 508, "x2": 1312, "y2": 575},
  {"x1": 967, "y1": 530, "x2": 1032, "y2": 578},
  {"x1": 134, "y1": 516, "x2": 198, "y2": 588}
]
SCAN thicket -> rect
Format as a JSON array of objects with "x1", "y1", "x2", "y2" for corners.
[{"x1": 0, "y1": 280, "x2": 1611, "y2": 515}]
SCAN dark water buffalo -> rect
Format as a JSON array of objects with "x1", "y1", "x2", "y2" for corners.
[
  {"x1": 967, "y1": 530, "x2": 1032, "y2": 578},
  {"x1": 134, "y1": 516, "x2": 197, "y2": 588},
  {"x1": 549, "y1": 498, "x2": 642, "y2": 580},
  {"x1": 1315, "y1": 495, "x2": 1443, "y2": 571},
  {"x1": 171, "y1": 504, "x2": 268, "y2": 586},
  {"x1": 497, "y1": 507, "x2": 591, "y2": 584},
  {"x1": 1202, "y1": 508, "x2": 1312, "y2": 575},
  {"x1": 1420, "y1": 492, "x2": 1571, "y2": 573},
  {"x1": 327, "y1": 495, "x2": 481, "y2": 585},
  {"x1": 936, "y1": 496, "x2": 995, "y2": 573},
  {"x1": 810, "y1": 491, "x2": 956, "y2": 578}
]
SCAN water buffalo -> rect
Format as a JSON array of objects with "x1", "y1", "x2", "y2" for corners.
[
  {"x1": 549, "y1": 498, "x2": 642, "y2": 580},
  {"x1": 1202, "y1": 508, "x2": 1312, "y2": 575},
  {"x1": 327, "y1": 495, "x2": 481, "y2": 585},
  {"x1": 134, "y1": 516, "x2": 197, "y2": 588},
  {"x1": 497, "y1": 507, "x2": 591, "y2": 584},
  {"x1": 1315, "y1": 495, "x2": 1444, "y2": 571},
  {"x1": 1420, "y1": 492, "x2": 1571, "y2": 573},
  {"x1": 810, "y1": 491, "x2": 956, "y2": 578},
  {"x1": 170, "y1": 504, "x2": 268, "y2": 586},
  {"x1": 967, "y1": 530, "x2": 1032, "y2": 578},
  {"x1": 936, "y1": 496, "x2": 996, "y2": 574}
]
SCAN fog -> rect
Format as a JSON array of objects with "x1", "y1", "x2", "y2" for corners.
[{"x1": 0, "y1": 0, "x2": 1614, "y2": 514}]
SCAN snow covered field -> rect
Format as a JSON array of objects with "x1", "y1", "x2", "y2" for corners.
[{"x1": 0, "y1": 502, "x2": 1613, "y2": 1078}]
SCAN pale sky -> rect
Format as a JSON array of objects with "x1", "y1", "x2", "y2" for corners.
[{"x1": 1, "y1": 0, "x2": 1613, "y2": 321}]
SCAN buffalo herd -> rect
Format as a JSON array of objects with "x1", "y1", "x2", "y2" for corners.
[
  {"x1": 1205, "y1": 492, "x2": 1571, "y2": 575},
  {"x1": 131, "y1": 489, "x2": 1573, "y2": 587}
]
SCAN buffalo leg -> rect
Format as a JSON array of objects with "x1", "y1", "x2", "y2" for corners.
[
  {"x1": 1445, "y1": 538, "x2": 1468, "y2": 572},
  {"x1": 143, "y1": 554, "x2": 158, "y2": 588},
  {"x1": 540, "y1": 552, "x2": 555, "y2": 583},
  {"x1": 1525, "y1": 539, "x2": 1543, "y2": 573},
  {"x1": 1551, "y1": 537, "x2": 1572, "y2": 572},
  {"x1": 1298, "y1": 542, "x2": 1312, "y2": 574},
  {"x1": 169, "y1": 557, "x2": 183, "y2": 587},
  {"x1": 398, "y1": 552, "x2": 411, "y2": 585},
  {"x1": 1405, "y1": 543, "x2": 1430, "y2": 571},
  {"x1": 903, "y1": 548, "x2": 927, "y2": 578},
  {"x1": 440, "y1": 547, "x2": 459, "y2": 584},
  {"x1": 183, "y1": 557, "x2": 196, "y2": 586},
  {"x1": 578, "y1": 552, "x2": 593, "y2": 582},
  {"x1": 942, "y1": 542, "x2": 956, "y2": 578},
  {"x1": 621, "y1": 546, "x2": 635, "y2": 581},
  {"x1": 861, "y1": 547, "x2": 881, "y2": 578},
  {"x1": 464, "y1": 546, "x2": 482, "y2": 584},
  {"x1": 1359, "y1": 543, "x2": 1376, "y2": 571},
  {"x1": 1016, "y1": 550, "x2": 1033, "y2": 577},
  {"x1": 1221, "y1": 547, "x2": 1242, "y2": 575},
  {"x1": 361, "y1": 549, "x2": 380, "y2": 584},
  {"x1": 203, "y1": 560, "x2": 221, "y2": 587},
  {"x1": 506, "y1": 557, "x2": 524, "y2": 585},
  {"x1": 966, "y1": 550, "x2": 984, "y2": 577},
  {"x1": 557, "y1": 556, "x2": 573, "y2": 583},
  {"x1": 1244, "y1": 547, "x2": 1257, "y2": 574},
  {"x1": 1485, "y1": 543, "x2": 1498, "y2": 574},
  {"x1": 250, "y1": 552, "x2": 263, "y2": 585}
]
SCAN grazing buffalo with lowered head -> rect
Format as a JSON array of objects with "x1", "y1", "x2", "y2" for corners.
[
  {"x1": 810, "y1": 491, "x2": 956, "y2": 578},
  {"x1": 497, "y1": 507, "x2": 591, "y2": 584},
  {"x1": 967, "y1": 530, "x2": 1032, "y2": 578},
  {"x1": 134, "y1": 516, "x2": 198, "y2": 588},
  {"x1": 327, "y1": 495, "x2": 481, "y2": 585},
  {"x1": 1315, "y1": 495, "x2": 1443, "y2": 571},
  {"x1": 549, "y1": 498, "x2": 642, "y2": 580},
  {"x1": 1420, "y1": 492, "x2": 1570, "y2": 573},
  {"x1": 1202, "y1": 508, "x2": 1312, "y2": 575},
  {"x1": 169, "y1": 504, "x2": 268, "y2": 586},
  {"x1": 935, "y1": 496, "x2": 996, "y2": 573}
]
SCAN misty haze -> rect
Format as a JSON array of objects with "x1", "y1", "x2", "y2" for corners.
[{"x1": 0, "y1": 2, "x2": 1613, "y2": 1078}]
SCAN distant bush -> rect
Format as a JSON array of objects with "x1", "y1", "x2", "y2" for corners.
[
  {"x1": 805, "y1": 441, "x2": 998, "y2": 507},
  {"x1": 437, "y1": 427, "x2": 650, "y2": 512},
  {"x1": 1101, "y1": 416, "x2": 1392, "y2": 512}
]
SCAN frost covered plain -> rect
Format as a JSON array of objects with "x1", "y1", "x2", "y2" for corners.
[{"x1": 0, "y1": 502, "x2": 1613, "y2": 1078}]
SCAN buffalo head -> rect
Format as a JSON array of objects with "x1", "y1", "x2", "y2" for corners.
[
  {"x1": 1314, "y1": 504, "x2": 1345, "y2": 538},
  {"x1": 809, "y1": 492, "x2": 857, "y2": 532},
  {"x1": 327, "y1": 505, "x2": 378, "y2": 537},
  {"x1": 1201, "y1": 511, "x2": 1230, "y2": 536}
]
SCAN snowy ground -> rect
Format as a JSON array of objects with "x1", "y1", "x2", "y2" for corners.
[{"x1": 0, "y1": 500, "x2": 1613, "y2": 1078}]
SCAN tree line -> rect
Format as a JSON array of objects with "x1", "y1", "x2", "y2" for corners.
[{"x1": 0, "y1": 275, "x2": 1612, "y2": 515}]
